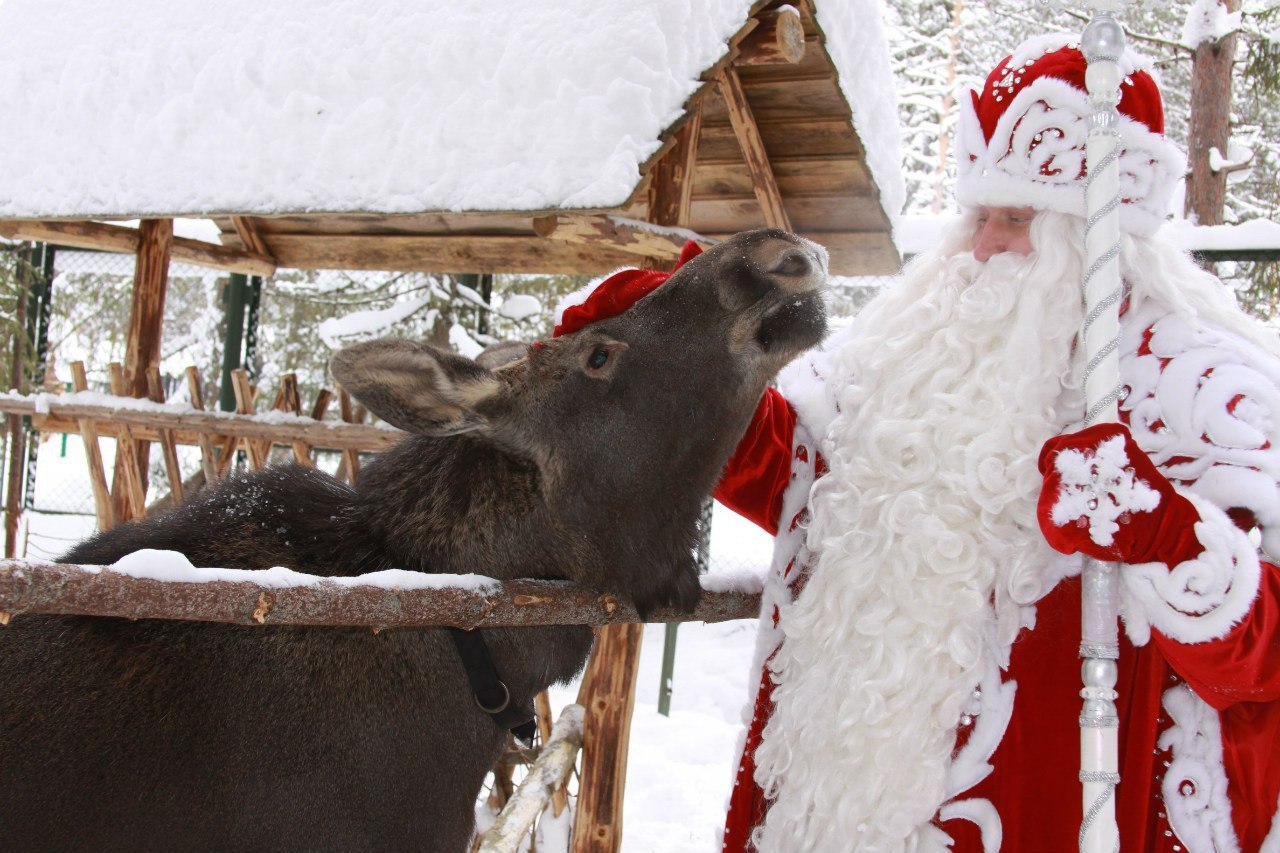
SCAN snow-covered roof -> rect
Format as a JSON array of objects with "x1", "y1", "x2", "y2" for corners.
[{"x1": 0, "y1": 0, "x2": 903, "y2": 224}]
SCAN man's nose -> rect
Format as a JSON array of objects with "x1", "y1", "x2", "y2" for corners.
[{"x1": 973, "y1": 222, "x2": 1005, "y2": 263}]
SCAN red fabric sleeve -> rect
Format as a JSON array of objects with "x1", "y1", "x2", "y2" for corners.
[
  {"x1": 714, "y1": 388, "x2": 797, "y2": 536},
  {"x1": 1152, "y1": 560, "x2": 1280, "y2": 710}
]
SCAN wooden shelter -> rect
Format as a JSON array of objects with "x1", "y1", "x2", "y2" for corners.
[
  {"x1": 0, "y1": 1, "x2": 904, "y2": 848},
  {"x1": 0, "y1": 0, "x2": 903, "y2": 278}
]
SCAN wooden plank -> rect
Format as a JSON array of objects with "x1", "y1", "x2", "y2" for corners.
[
  {"x1": 702, "y1": 75, "x2": 850, "y2": 125},
  {"x1": 264, "y1": 234, "x2": 646, "y2": 275},
  {"x1": 146, "y1": 366, "x2": 184, "y2": 506},
  {"x1": 531, "y1": 214, "x2": 710, "y2": 260},
  {"x1": 0, "y1": 219, "x2": 276, "y2": 276},
  {"x1": 715, "y1": 66, "x2": 792, "y2": 231},
  {"x1": 185, "y1": 366, "x2": 220, "y2": 483},
  {"x1": 70, "y1": 362, "x2": 115, "y2": 532},
  {"x1": 692, "y1": 156, "x2": 872, "y2": 200},
  {"x1": 689, "y1": 194, "x2": 886, "y2": 235},
  {"x1": 107, "y1": 363, "x2": 148, "y2": 522},
  {"x1": 696, "y1": 116, "x2": 864, "y2": 161},
  {"x1": 571, "y1": 622, "x2": 645, "y2": 853}
]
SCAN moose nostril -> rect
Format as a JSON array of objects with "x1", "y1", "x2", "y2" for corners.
[{"x1": 770, "y1": 249, "x2": 812, "y2": 277}]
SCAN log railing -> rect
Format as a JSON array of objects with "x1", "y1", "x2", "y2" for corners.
[{"x1": 0, "y1": 560, "x2": 761, "y2": 629}]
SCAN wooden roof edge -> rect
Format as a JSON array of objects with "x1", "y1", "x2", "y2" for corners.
[{"x1": 0, "y1": 218, "x2": 275, "y2": 276}]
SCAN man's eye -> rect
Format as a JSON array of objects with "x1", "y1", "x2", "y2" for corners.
[{"x1": 588, "y1": 348, "x2": 609, "y2": 369}]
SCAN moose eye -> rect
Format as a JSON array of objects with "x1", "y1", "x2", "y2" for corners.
[{"x1": 587, "y1": 348, "x2": 610, "y2": 370}]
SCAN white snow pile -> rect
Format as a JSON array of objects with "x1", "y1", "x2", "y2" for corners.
[
  {"x1": 107, "y1": 548, "x2": 501, "y2": 592},
  {"x1": 1050, "y1": 434, "x2": 1161, "y2": 547},
  {"x1": 1181, "y1": 0, "x2": 1242, "y2": 50},
  {"x1": 0, "y1": 0, "x2": 752, "y2": 217}
]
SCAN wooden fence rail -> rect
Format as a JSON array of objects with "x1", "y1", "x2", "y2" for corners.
[
  {"x1": 0, "y1": 560, "x2": 761, "y2": 629},
  {"x1": 0, "y1": 391, "x2": 396, "y2": 452}
]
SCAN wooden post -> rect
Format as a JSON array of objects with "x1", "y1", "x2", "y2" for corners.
[
  {"x1": 70, "y1": 362, "x2": 115, "y2": 532},
  {"x1": 4, "y1": 249, "x2": 29, "y2": 558},
  {"x1": 335, "y1": 388, "x2": 366, "y2": 484},
  {"x1": 570, "y1": 621, "x2": 645, "y2": 852},
  {"x1": 111, "y1": 218, "x2": 173, "y2": 521}
]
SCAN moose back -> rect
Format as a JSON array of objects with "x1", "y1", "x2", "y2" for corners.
[{"x1": 0, "y1": 229, "x2": 828, "y2": 852}]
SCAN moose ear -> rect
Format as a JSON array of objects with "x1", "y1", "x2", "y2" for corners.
[{"x1": 329, "y1": 339, "x2": 503, "y2": 434}]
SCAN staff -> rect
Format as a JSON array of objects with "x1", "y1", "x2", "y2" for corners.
[{"x1": 1078, "y1": 3, "x2": 1127, "y2": 851}]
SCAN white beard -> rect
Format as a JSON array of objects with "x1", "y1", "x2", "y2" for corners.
[{"x1": 753, "y1": 246, "x2": 1087, "y2": 852}]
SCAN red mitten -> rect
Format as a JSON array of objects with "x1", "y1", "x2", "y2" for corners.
[{"x1": 1037, "y1": 423, "x2": 1204, "y2": 565}]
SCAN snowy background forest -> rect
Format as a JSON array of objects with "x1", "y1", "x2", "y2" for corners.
[{"x1": 2, "y1": 1, "x2": 1279, "y2": 850}]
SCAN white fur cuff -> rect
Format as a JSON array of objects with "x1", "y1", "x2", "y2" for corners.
[{"x1": 1120, "y1": 492, "x2": 1263, "y2": 646}]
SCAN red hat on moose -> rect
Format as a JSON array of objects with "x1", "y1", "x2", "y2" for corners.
[
  {"x1": 955, "y1": 32, "x2": 1185, "y2": 236},
  {"x1": 553, "y1": 240, "x2": 703, "y2": 337}
]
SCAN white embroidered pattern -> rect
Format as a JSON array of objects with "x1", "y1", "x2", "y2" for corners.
[
  {"x1": 1050, "y1": 433, "x2": 1161, "y2": 546},
  {"x1": 1159, "y1": 683, "x2": 1240, "y2": 853}
]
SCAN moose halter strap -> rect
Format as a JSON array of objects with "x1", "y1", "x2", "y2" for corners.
[{"x1": 447, "y1": 627, "x2": 538, "y2": 744}]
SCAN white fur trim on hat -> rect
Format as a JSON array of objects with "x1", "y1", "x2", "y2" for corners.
[{"x1": 955, "y1": 39, "x2": 1186, "y2": 237}]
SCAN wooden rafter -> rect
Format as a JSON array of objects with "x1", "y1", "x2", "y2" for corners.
[
  {"x1": 532, "y1": 214, "x2": 711, "y2": 259},
  {"x1": 0, "y1": 219, "x2": 276, "y2": 276},
  {"x1": 231, "y1": 215, "x2": 273, "y2": 259},
  {"x1": 715, "y1": 65, "x2": 793, "y2": 231}
]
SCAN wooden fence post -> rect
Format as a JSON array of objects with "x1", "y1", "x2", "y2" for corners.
[{"x1": 570, "y1": 622, "x2": 644, "y2": 852}]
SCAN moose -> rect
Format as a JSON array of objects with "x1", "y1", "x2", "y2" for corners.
[{"x1": 0, "y1": 229, "x2": 828, "y2": 852}]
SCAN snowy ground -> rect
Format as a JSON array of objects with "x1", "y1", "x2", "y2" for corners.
[{"x1": 16, "y1": 430, "x2": 773, "y2": 851}]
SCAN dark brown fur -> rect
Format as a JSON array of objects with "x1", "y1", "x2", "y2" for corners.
[{"x1": 0, "y1": 229, "x2": 828, "y2": 852}]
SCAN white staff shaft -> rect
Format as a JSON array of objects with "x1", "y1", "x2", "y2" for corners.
[{"x1": 1079, "y1": 8, "x2": 1126, "y2": 850}]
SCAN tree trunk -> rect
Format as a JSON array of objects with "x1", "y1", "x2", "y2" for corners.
[{"x1": 1185, "y1": 0, "x2": 1240, "y2": 238}]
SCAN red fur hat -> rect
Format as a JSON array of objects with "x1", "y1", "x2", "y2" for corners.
[
  {"x1": 955, "y1": 33, "x2": 1185, "y2": 236},
  {"x1": 553, "y1": 240, "x2": 703, "y2": 337}
]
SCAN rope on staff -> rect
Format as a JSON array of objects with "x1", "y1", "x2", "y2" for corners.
[{"x1": 1078, "y1": 4, "x2": 1127, "y2": 852}]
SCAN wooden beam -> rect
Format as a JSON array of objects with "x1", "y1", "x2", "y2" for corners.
[
  {"x1": 735, "y1": 6, "x2": 806, "y2": 66},
  {"x1": 532, "y1": 214, "x2": 711, "y2": 260},
  {"x1": 715, "y1": 66, "x2": 792, "y2": 231},
  {"x1": 0, "y1": 219, "x2": 276, "y2": 276},
  {"x1": 231, "y1": 215, "x2": 273, "y2": 258},
  {"x1": 264, "y1": 234, "x2": 646, "y2": 275}
]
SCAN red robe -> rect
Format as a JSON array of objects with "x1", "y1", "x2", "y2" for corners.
[{"x1": 717, "y1": 329, "x2": 1280, "y2": 851}]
